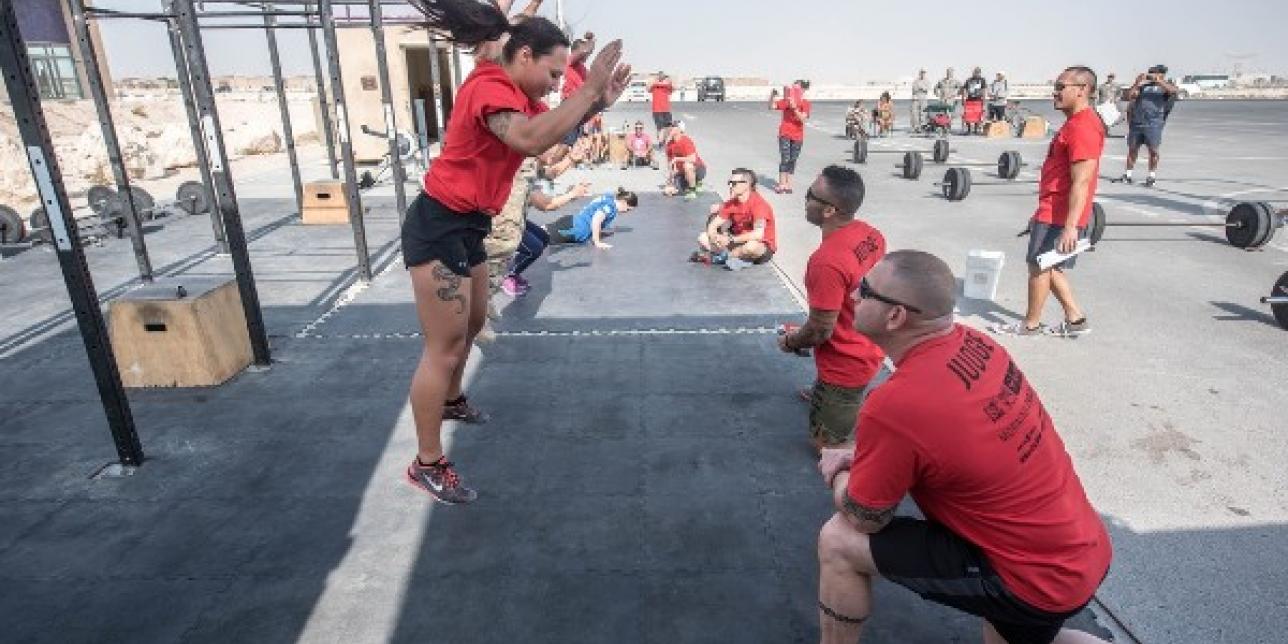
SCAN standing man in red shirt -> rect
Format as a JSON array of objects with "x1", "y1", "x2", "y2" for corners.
[
  {"x1": 649, "y1": 71, "x2": 674, "y2": 143},
  {"x1": 816, "y1": 250, "x2": 1113, "y2": 644},
  {"x1": 768, "y1": 80, "x2": 812, "y2": 193},
  {"x1": 694, "y1": 167, "x2": 776, "y2": 269},
  {"x1": 778, "y1": 166, "x2": 886, "y2": 451},
  {"x1": 401, "y1": 7, "x2": 630, "y2": 504},
  {"x1": 995, "y1": 66, "x2": 1104, "y2": 339}
]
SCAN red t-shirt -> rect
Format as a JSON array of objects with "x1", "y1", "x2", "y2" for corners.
[
  {"x1": 649, "y1": 80, "x2": 673, "y2": 113},
  {"x1": 424, "y1": 62, "x2": 548, "y2": 216},
  {"x1": 562, "y1": 60, "x2": 587, "y2": 99},
  {"x1": 804, "y1": 221, "x2": 885, "y2": 387},
  {"x1": 1034, "y1": 107, "x2": 1104, "y2": 227},
  {"x1": 666, "y1": 136, "x2": 704, "y2": 168},
  {"x1": 848, "y1": 324, "x2": 1113, "y2": 613},
  {"x1": 774, "y1": 98, "x2": 811, "y2": 141},
  {"x1": 717, "y1": 191, "x2": 777, "y2": 252}
]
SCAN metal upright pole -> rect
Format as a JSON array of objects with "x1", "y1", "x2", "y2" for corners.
[
  {"x1": 367, "y1": 0, "x2": 407, "y2": 222},
  {"x1": 425, "y1": 32, "x2": 444, "y2": 144},
  {"x1": 67, "y1": 0, "x2": 153, "y2": 282},
  {"x1": 318, "y1": 0, "x2": 371, "y2": 280},
  {"x1": 166, "y1": 17, "x2": 227, "y2": 252},
  {"x1": 451, "y1": 45, "x2": 462, "y2": 90},
  {"x1": 263, "y1": 3, "x2": 304, "y2": 217},
  {"x1": 171, "y1": 0, "x2": 272, "y2": 365},
  {"x1": 0, "y1": 1, "x2": 143, "y2": 466},
  {"x1": 305, "y1": 1, "x2": 338, "y2": 179}
]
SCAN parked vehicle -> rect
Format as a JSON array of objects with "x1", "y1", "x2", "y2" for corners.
[{"x1": 697, "y1": 76, "x2": 725, "y2": 102}]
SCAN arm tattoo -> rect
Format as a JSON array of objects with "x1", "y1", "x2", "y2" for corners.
[
  {"x1": 818, "y1": 601, "x2": 867, "y2": 625},
  {"x1": 585, "y1": 97, "x2": 608, "y2": 121},
  {"x1": 842, "y1": 493, "x2": 896, "y2": 528},
  {"x1": 486, "y1": 111, "x2": 516, "y2": 139},
  {"x1": 430, "y1": 263, "x2": 467, "y2": 314}
]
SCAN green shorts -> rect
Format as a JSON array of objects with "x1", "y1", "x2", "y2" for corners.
[
  {"x1": 808, "y1": 380, "x2": 867, "y2": 447},
  {"x1": 808, "y1": 365, "x2": 891, "y2": 447}
]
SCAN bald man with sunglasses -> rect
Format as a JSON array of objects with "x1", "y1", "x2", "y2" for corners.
[{"x1": 816, "y1": 250, "x2": 1113, "y2": 644}]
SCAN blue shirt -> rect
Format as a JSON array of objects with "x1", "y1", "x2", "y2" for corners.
[
  {"x1": 1131, "y1": 83, "x2": 1171, "y2": 128},
  {"x1": 560, "y1": 193, "x2": 618, "y2": 242}
]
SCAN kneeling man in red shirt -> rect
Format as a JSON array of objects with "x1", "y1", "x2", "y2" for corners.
[{"x1": 816, "y1": 250, "x2": 1113, "y2": 644}]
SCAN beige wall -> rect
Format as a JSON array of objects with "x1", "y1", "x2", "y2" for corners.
[{"x1": 335, "y1": 27, "x2": 456, "y2": 164}]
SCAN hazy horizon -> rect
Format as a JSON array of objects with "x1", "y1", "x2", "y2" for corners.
[{"x1": 93, "y1": 0, "x2": 1288, "y2": 84}]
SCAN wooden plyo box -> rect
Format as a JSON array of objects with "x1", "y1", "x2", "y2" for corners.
[
  {"x1": 608, "y1": 134, "x2": 629, "y2": 165},
  {"x1": 985, "y1": 121, "x2": 1011, "y2": 138},
  {"x1": 109, "y1": 277, "x2": 252, "y2": 388},
  {"x1": 1020, "y1": 116, "x2": 1048, "y2": 139},
  {"x1": 302, "y1": 180, "x2": 351, "y2": 225}
]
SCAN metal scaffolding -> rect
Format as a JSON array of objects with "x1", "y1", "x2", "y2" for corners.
[{"x1": 0, "y1": 0, "x2": 455, "y2": 464}]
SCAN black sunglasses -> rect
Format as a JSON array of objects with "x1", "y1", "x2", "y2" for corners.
[
  {"x1": 728, "y1": 179, "x2": 749, "y2": 186},
  {"x1": 805, "y1": 187, "x2": 836, "y2": 209},
  {"x1": 858, "y1": 277, "x2": 923, "y2": 314},
  {"x1": 1052, "y1": 82, "x2": 1086, "y2": 92}
]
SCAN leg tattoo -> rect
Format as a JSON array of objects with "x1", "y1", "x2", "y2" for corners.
[
  {"x1": 431, "y1": 263, "x2": 467, "y2": 314},
  {"x1": 818, "y1": 601, "x2": 867, "y2": 625}
]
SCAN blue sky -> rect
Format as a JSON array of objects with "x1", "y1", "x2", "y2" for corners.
[{"x1": 95, "y1": 0, "x2": 1288, "y2": 82}]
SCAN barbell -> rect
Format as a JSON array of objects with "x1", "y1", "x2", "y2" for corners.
[
  {"x1": 1263, "y1": 270, "x2": 1288, "y2": 330},
  {"x1": 900, "y1": 151, "x2": 1024, "y2": 181},
  {"x1": 5, "y1": 182, "x2": 211, "y2": 246},
  {"x1": 853, "y1": 138, "x2": 952, "y2": 165},
  {"x1": 934, "y1": 167, "x2": 1038, "y2": 200},
  {"x1": 1087, "y1": 200, "x2": 1281, "y2": 250}
]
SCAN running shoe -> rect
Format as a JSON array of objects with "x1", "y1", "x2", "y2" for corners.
[
  {"x1": 1046, "y1": 318, "x2": 1092, "y2": 338},
  {"x1": 1116, "y1": 173, "x2": 1133, "y2": 184},
  {"x1": 500, "y1": 275, "x2": 527, "y2": 297},
  {"x1": 683, "y1": 189, "x2": 698, "y2": 201},
  {"x1": 989, "y1": 321, "x2": 1047, "y2": 337},
  {"x1": 406, "y1": 457, "x2": 477, "y2": 504},
  {"x1": 444, "y1": 395, "x2": 490, "y2": 424},
  {"x1": 1144, "y1": 176, "x2": 1156, "y2": 188},
  {"x1": 514, "y1": 275, "x2": 531, "y2": 291}
]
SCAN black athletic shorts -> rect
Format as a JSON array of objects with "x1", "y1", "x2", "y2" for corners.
[
  {"x1": 871, "y1": 517, "x2": 1091, "y2": 644},
  {"x1": 652, "y1": 111, "x2": 673, "y2": 130},
  {"x1": 543, "y1": 214, "x2": 579, "y2": 245},
  {"x1": 401, "y1": 192, "x2": 492, "y2": 276},
  {"x1": 1025, "y1": 220, "x2": 1088, "y2": 270}
]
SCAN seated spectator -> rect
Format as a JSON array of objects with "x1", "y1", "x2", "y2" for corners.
[
  {"x1": 545, "y1": 188, "x2": 638, "y2": 250},
  {"x1": 692, "y1": 168, "x2": 777, "y2": 271},
  {"x1": 845, "y1": 100, "x2": 870, "y2": 140},
  {"x1": 624, "y1": 121, "x2": 656, "y2": 169},
  {"x1": 662, "y1": 121, "x2": 706, "y2": 200}
]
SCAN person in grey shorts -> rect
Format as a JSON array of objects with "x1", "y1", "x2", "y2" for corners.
[
  {"x1": 988, "y1": 71, "x2": 1009, "y2": 122},
  {"x1": 910, "y1": 69, "x2": 930, "y2": 131}
]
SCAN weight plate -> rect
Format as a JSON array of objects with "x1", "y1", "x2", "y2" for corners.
[
  {"x1": 942, "y1": 167, "x2": 971, "y2": 201},
  {"x1": 932, "y1": 138, "x2": 950, "y2": 163},
  {"x1": 1253, "y1": 201, "x2": 1277, "y2": 248},
  {"x1": 998, "y1": 151, "x2": 1022, "y2": 180},
  {"x1": 175, "y1": 180, "x2": 209, "y2": 215},
  {"x1": 1271, "y1": 270, "x2": 1288, "y2": 331},
  {"x1": 901, "y1": 151, "x2": 923, "y2": 180},
  {"x1": 1090, "y1": 202, "x2": 1106, "y2": 245},
  {"x1": 28, "y1": 207, "x2": 51, "y2": 244},
  {"x1": 1225, "y1": 202, "x2": 1264, "y2": 249},
  {"x1": 87, "y1": 185, "x2": 115, "y2": 215},
  {"x1": 853, "y1": 138, "x2": 868, "y2": 164},
  {"x1": 127, "y1": 186, "x2": 156, "y2": 220},
  {"x1": 100, "y1": 193, "x2": 127, "y2": 234},
  {"x1": 0, "y1": 205, "x2": 25, "y2": 243}
]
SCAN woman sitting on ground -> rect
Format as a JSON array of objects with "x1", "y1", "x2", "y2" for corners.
[{"x1": 545, "y1": 187, "x2": 637, "y2": 250}]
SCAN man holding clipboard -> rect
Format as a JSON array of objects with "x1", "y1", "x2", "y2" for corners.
[{"x1": 993, "y1": 66, "x2": 1104, "y2": 339}]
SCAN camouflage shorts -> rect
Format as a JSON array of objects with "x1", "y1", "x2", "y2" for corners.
[{"x1": 483, "y1": 160, "x2": 535, "y2": 292}]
